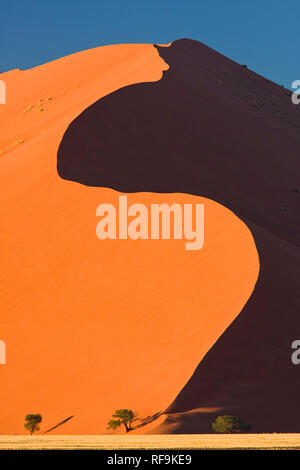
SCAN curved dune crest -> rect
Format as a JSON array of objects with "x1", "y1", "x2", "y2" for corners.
[
  {"x1": 0, "y1": 41, "x2": 260, "y2": 434},
  {"x1": 0, "y1": 43, "x2": 168, "y2": 159}
]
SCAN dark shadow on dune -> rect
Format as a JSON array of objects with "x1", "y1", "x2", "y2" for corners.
[
  {"x1": 44, "y1": 415, "x2": 74, "y2": 434},
  {"x1": 132, "y1": 412, "x2": 163, "y2": 431},
  {"x1": 57, "y1": 39, "x2": 300, "y2": 432},
  {"x1": 156, "y1": 408, "x2": 223, "y2": 434}
]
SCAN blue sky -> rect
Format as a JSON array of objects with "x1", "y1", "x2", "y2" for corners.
[{"x1": 1, "y1": 1, "x2": 299, "y2": 88}]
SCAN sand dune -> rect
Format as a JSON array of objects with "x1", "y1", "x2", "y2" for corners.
[
  {"x1": 57, "y1": 39, "x2": 300, "y2": 432},
  {"x1": 0, "y1": 42, "x2": 259, "y2": 434}
]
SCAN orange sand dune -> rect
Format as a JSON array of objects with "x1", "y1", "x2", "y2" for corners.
[{"x1": 0, "y1": 44, "x2": 258, "y2": 434}]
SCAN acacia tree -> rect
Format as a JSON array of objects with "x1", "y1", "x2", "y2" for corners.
[
  {"x1": 24, "y1": 414, "x2": 42, "y2": 435},
  {"x1": 107, "y1": 409, "x2": 138, "y2": 433},
  {"x1": 212, "y1": 415, "x2": 252, "y2": 434}
]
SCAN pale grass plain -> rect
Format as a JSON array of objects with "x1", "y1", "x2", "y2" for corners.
[{"x1": 0, "y1": 434, "x2": 300, "y2": 450}]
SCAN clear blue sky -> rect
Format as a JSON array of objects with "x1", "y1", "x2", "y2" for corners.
[{"x1": 1, "y1": 0, "x2": 299, "y2": 88}]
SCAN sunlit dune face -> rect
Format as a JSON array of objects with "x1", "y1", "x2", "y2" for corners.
[
  {"x1": 0, "y1": 43, "x2": 259, "y2": 435},
  {"x1": 0, "y1": 188, "x2": 259, "y2": 434}
]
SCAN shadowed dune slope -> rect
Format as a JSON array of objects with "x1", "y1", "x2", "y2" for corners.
[
  {"x1": 58, "y1": 39, "x2": 300, "y2": 432},
  {"x1": 0, "y1": 42, "x2": 258, "y2": 434}
]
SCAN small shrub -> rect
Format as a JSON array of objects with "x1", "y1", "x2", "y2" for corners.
[
  {"x1": 107, "y1": 409, "x2": 138, "y2": 433},
  {"x1": 212, "y1": 415, "x2": 252, "y2": 433},
  {"x1": 24, "y1": 414, "x2": 42, "y2": 435}
]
